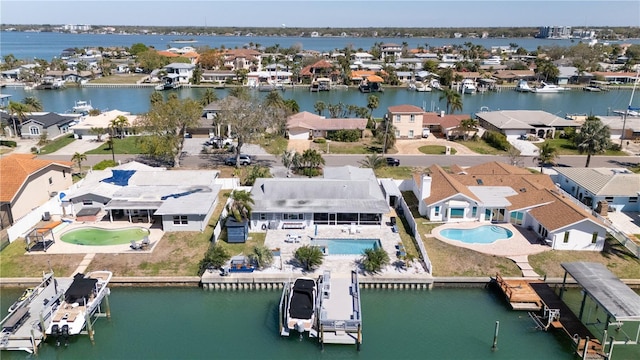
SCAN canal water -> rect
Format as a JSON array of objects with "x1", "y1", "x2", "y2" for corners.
[
  {"x1": 1, "y1": 286, "x2": 638, "y2": 359},
  {"x1": 1, "y1": 85, "x2": 636, "y2": 119}
]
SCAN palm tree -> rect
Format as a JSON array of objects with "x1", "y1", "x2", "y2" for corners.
[
  {"x1": 110, "y1": 115, "x2": 130, "y2": 139},
  {"x1": 71, "y1": 152, "x2": 87, "y2": 175},
  {"x1": 200, "y1": 88, "x2": 218, "y2": 106},
  {"x1": 226, "y1": 190, "x2": 255, "y2": 222},
  {"x1": 263, "y1": 90, "x2": 286, "y2": 109},
  {"x1": 376, "y1": 118, "x2": 396, "y2": 153},
  {"x1": 294, "y1": 245, "x2": 324, "y2": 271},
  {"x1": 366, "y1": 94, "x2": 379, "y2": 119},
  {"x1": 314, "y1": 101, "x2": 326, "y2": 116},
  {"x1": 22, "y1": 96, "x2": 43, "y2": 111},
  {"x1": 150, "y1": 91, "x2": 163, "y2": 105},
  {"x1": 458, "y1": 118, "x2": 479, "y2": 140},
  {"x1": 301, "y1": 149, "x2": 325, "y2": 169},
  {"x1": 439, "y1": 89, "x2": 463, "y2": 114},
  {"x1": 359, "y1": 153, "x2": 386, "y2": 169},
  {"x1": 7, "y1": 101, "x2": 30, "y2": 137},
  {"x1": 361, "y1": 247, "x2": 390, "y2": 273},
  {"x1": 574, "y1": 116, "x2": 611, "y2": 167},
  {"x1": 281, "y1": 149, "x2": 295, "y2": 174},
  {"x1": 249, "y1": 245, "x2": 274, "y2": 269},
  {"x1": 534, "y1": 142, "x2": 558, "y2": 172}
]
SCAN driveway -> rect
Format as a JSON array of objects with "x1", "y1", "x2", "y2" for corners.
[
  {"x1": 50, "y1": 138, "x2": 103, "y2": 156},
  {"x1": 509, "y1": 139, "x2": 540, "y2": 156},
  {"x1": 393, "y1": 136, "x2": 478, "y2": 155}
]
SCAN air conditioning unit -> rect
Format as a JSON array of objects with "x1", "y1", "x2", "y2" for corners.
[{"x1": 49, "y1": 191, "x2": 58, "y2": 197}]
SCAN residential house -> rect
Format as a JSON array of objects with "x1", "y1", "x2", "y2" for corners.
[
  {"x1": 223, "y1": 49, "x2": 262, "y2": 71},
  {"x1": 422, "y1": 112, "x2": 470, "y2": 139},
  {"x1": 69, "y1": 110, "x2": 139, "y2": 140},
  {"x1": 475, "y1": 110, "x2": 580, "y2": 139},
  {"x1": 591, "y1": 71, "x2": 640, "y2": 84},
  {"x1": 492, "y1": 70, "x2": 536, "y2": 83},
  {"x1": 20, "y1": 112, "x2": 79, "y2": 139},
  {"x1": 299, "y1": 60, "x2": 338, "y2": 83},
  {"x1": 0, "y1": 154, "x2": 73, "y2": 228},
  {"x1": 597, "y1": 115, "x2": 640, "y2": 140},
  {"x1": 351, "y1": 52, "x2": 374, "y2": 62},
  {"x1": 557, "y1": 66, "x2": 593, "y2": 85},
  {"x1": 250, "y1": 166, "x2": 389, "y2": 230},
  {"x1": 412, "y1": 162, "x2": 608, "y2": 251},
  {"x1": 61, "y1": 162, "x2": 221, "y2": 232},
  {"x1": 552, "y1": 167, "x2": 640, "y2": 212},
  {"x1": 163, "y1": 63, "x2": 195, "y2": 84},
  {"x1": 380, "y1": 43, "x2": 403, "y2": 60},
  {"x1": 286, "y1": 111, "x2": 367, "y2": 140},
  {"x1": 201, "y1": 70, "x2": 236, "y2": 85},
  {"x1": 387, "y1": 105, "x2": 424, "y2": 139}
]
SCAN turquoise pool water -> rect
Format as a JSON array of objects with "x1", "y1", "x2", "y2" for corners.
[
  {"x1": 440, "y1": 225, "x2": 513, "y2": 244},
  {"x1": 311, "y1": 239, "x2": 381, "y2": 255}
]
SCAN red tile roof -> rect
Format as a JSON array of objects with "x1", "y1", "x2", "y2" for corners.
[
  {"x1": 0, "y1": 154, "x2": 72, "y2": 202},
  {"x1": 388, "y1": 105, "x2": 424, "y2": 113}
]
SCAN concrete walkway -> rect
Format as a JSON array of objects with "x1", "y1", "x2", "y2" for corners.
[
  {"x1": 73, "y1": 253, "x2": 96, "y2": 274},
  {"x1": 507, "y1": 255, "x2": 541, "y2": 278}
]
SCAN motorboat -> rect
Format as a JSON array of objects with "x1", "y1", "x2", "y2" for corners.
[
  {"x1": 532, "y1": 81, "x2": 567, "y2": 93},
  {"x1": 72, "y1": 100, "x2": 93, "y2": 113},
  {"x1": 409, "y1": 81, "x2": 431, "y2": 92},
  {"x1": 358, "y1": 81, "x2": 371, "y2": 93},
  {"x1": 285, "y1": 277, "x2": 317, "y2": 335},
  {"x1": 45, "y1": 271, "x2": 112, "y2": 345},
  {"x1": 430, "y1": 79, "x2": 442, "y2": 90},
  {"x1": 7, "y1": 288, "x2": 34, "y2": 313},
  {"x1": 515, "y1": 79, "x2": 532, "y2": 93},
  {"x1": 258, "y1": 82, "x2": 285, "y2": 92},
  {"x1": 583, "y1": 85, "x2": 602, "y2": 92},
  {"x1": 461, "y1": 79, "x2": 477, "y2": 94}
]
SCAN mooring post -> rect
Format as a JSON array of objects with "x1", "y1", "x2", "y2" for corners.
[
  {"x1": 491, "y1": 321, "x2": 499, "y2": 351},
  {"x1": 582, "y1": 336, "x2": 589, "y2": 360},
  {"x1": 607, "y1": 336, "x2": 615, "y2": 359},
  {"x1": 104, "y1": 293, "x2": 111, "y2": 319},
  {"x1": 86, "y1": 308, "x2": 94, "y2": 344},
  {"x1": 357, "y1": 323, "x2": 362, "y2": 351},
  {"x1": 30, "y1": 329, "x2": 37, "y2": 355}
]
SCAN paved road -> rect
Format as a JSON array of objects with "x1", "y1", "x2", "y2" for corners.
[{"x1": 40, "y1": 152, "x2": 640, "y2": 171}]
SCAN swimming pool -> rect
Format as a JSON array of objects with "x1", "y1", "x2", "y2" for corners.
[
  {"x1": 439, "y1": 225, "x2": 513, "y2": 244},
  {"x1": 311, "y1": 239, "x2": 381, "y2": 255},
  {"x1": 60, "y1": 227, "x2": 150, "y2": 246}
]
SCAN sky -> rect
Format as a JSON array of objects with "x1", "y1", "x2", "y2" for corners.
[{"x1": 1, "y1": 0, "x2": 639, "y2": 28}]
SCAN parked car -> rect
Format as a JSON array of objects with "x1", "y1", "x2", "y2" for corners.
[
  {"x1": 206, "y1": 136, "x2": 234, "y2": 148},
  {"x1": 224, "y1": 154, "x2": 251, "y2": 166},
  {"x1": 422, "y1": 128, "x2": 431, "y2": 138},
  {"x1": 386, "y1": 157, "x2": 400, "y2": 166}
]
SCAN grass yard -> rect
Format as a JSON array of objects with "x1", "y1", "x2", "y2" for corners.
[
  {"x1": 256, "y1": 135, "x2": 288, "y2": 155},
  {"x1": 0, "y1": 240, "x2": 85, "y2": 277},
  {"x1": 88, "y1": 74, "x2": 148, "y2": 84},
  {"x1": 86, "y1": 136, "x2": 144, "y2": 155},
  {"x1": 418, "y1": 145, "x2": 457, "y2": 155},
  {"x1": 455, "y1": 139, "x2": 507, "y2": 155},
  {"x1": 528, "y1": 237, "x2": 640, "y2": 279},
  {"x1": 373, "y1": 166, "x2": 418, "y2": 179},
  {"x1": 537, "y1": 139, "x2": 627, "y2": 156},
  {"x1": 39, "y1": 134, "x2": 76, "y2": 154}
]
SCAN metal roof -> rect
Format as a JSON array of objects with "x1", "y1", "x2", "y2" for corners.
[{"x1": 561, "y1": 262, "x2": 640, "y2": 322}]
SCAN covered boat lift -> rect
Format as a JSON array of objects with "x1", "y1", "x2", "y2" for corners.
[{"x1": 559, "y1": 262, "x2": 640, "y2": 358}]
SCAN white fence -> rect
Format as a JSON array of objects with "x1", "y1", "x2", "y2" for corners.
[
  {"x1": 215, "y1": 177, "x2": 240, "y2": 190},
  {"x1": 397, "y1": 196, "x2": 433, "y2": 274},
  {"x1": 7, "y1": 196, "x2": 63, "y2": 242}
]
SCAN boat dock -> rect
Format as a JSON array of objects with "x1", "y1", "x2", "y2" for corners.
[
  {"x1": 0, "y1": 273, "x2": 70, "y2": 354},
  {"x1": 317, "y1": 270, "x2": 362, "y2": 350},
  {"x1": 493, "y1": 273, "x2": 542, "y2": 311}
]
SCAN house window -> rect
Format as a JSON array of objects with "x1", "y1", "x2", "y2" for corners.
[
  {"x1": 509, "y1": 212, "x2": 524, "y2": 226},
  {"x1": 283, "y1": 213, "x2": 304, "y2": 220},
  {"x1": 605, "y1": 196, "x2": 614, "y2": 202},
  {"x1": 83, "y1": 199, "x2": 92, "y2": 206},
  {"x1": 408, "y1": 130, "x2": 414, "y2": 138},
  {"x1": 395, "y1": 130, "x2": 400, "y2": 137},
  {"x1": 472, "y1": 207, "x2": 477, "y2": 217},
  {"x1": 48, "y1": 177, "x2": 53, "y2": 185},
  {"x1": 485, "y1": 209, "x2": 491, "y2": 220},
  {"x1": 563, "y1": 231, "x2": 570, "y2": 243},
  {"x1": 395, "y1": 115, "x2": 401, "y2": 123},
  {"x1": 450, "y1": 208, "x2": 464, "y2": 218},
  {"x1": 434, "y1": 206, "x2": 440, "y2": 217},
  {"x1": 410, "y1": 114, "x2": 415, "y2": 123},
  {"x1": 629, "y1": 197, "x2": 638, "y2": 203},
  {"x1": 591, "y1": 232, "x2": 598, "y2": 244},
  {"x1": 29, "y1": 126, "x2": 40, "y2": 135},
  {"x1": 259, "y1": 213, "x2": 267, "y2": 220},
  {"x1": 173, "y1": 215, "x2": 188, "y2": 225}
]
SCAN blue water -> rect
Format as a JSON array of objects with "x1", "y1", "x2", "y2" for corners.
[
  {"x1": 312, "y1": 238, "x2": 380, "y2": 255},
  {"x1": 440, "y1": 225, "x2": 513, "y2": 244}
]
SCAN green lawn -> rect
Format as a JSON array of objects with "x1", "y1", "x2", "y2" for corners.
[
  {"x1": 325, "y1": 141, "x2": 383, "y2": 154},
  {"x1": 373, "y1": 166, "x2": 416, "y2": 179},
  {"x1": 418, "y1": 145, "x2": 457, "y2": 155},
  {"x1": 88, "y1": 74, "x2": 148, "y2": 84},
  {"x1": 38, "y1": 134, "x2": 76, "y2": 154},
  {"x1": 537, "y1": 139, "x2": 627, "y2": 156},
  {"x1": 86, "y1": 136, "x2": 144, "y2": 154},
  {"x1": 455, "y1": 139, "x2": 507, "y2": 155},
  {"x1": 256, "y1": 135, "x2": 288, "y2": 155}
]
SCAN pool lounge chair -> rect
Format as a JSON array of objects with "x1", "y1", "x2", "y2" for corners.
[
  {"x1": 141, "y1": 236, "x2": 150, "y2": 249},
  {"x1": 130, "y1": 240, "x2": 142, "y2": 250}
]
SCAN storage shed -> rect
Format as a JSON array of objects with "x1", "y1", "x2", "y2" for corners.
[{"x1": 225, "y1": 217, "x2": 249, "y2": 243}]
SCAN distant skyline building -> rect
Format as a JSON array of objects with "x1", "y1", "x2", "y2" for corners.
[
  {"x1": 62, "y1": 24, "x2": 92, "y2": 32},
  {"x1": 536, "y1": 26, "x2": 572, "y2": 39}
]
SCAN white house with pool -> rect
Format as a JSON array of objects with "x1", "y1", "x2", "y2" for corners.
[
  {"x1": 249, "y1": 166, "x2": 390, "y2": 230},
  {"x1": 413, "y1": 162, "x2": 609, "y2": 251},
  {"x1": 60, "y1": 161, "x2": 221, "y2": 232}
]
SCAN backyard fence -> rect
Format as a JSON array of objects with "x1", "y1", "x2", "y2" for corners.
[
  {"x1": 397, "y1": 196, "x2": 433, "y2": 274},
  {"x1": 7, "y1": 196, "x2": 63, "y2": 242}
]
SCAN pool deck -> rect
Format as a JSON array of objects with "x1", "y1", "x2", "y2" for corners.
[
  {"x1": 25, "y1": 220, "x2": 164, "y2": 255},
  {"x1": 432, "y1": 222, "x2": 550, "y2": 257}
]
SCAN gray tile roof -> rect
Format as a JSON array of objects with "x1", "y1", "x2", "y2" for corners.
[
  {"x1": 553, "y1": 167, "x2": 640, "y2": 196},
  {"x1": 476, "y1": 110, "x2": 580, "y2": 130}
]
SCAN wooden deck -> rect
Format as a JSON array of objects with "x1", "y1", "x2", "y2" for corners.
[
  {"x1": 494, "y1": 274, "x2": 542, "y2": 311},
  {"x1": 530, "y1": 283, "x2": 604, "y2": 359}
]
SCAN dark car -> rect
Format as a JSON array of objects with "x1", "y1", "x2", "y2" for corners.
[
  {"x1": 386, "y1": 157, "x2": 400, "y2": 166},
  {"x1": 224, "y1": 154, "x2": 251, "y2": 166}
]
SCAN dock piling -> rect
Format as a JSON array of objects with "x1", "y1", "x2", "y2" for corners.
[{"x1": 491, "y1": 320, "x2": 499, "y2": 351}]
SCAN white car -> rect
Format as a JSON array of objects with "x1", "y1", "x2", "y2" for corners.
[{"x1": 422, "y1": 129, "x2": 431, "y2": 138}]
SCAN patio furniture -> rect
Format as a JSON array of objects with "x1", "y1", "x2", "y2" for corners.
[{"x1": 130, "y1": 240, "x2": 142, "y2": 250}]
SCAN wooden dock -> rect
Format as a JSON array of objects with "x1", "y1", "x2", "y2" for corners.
[
  {"x1": 529, "y1": 283, "x2": 604, "y2": 359},
  {"x1": 494, "y1": 274, "x2": 542, "y2": 311},
  {"x1": 317, "y1": 270, "x2": 362, "y2": 350}
]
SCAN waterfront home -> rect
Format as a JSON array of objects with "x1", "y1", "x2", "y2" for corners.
[
  {"x1": 552, "y1": 167, "x2": 640, "y2": 212},
  {"x1": 596, "y1": 115, "x2": 640, "y2": 140},
  {"x1": 0, "y1": 154, "x2": 73, "y2": 229},
  {"x1": 60, "y1": 161, "x2": 221, "y2": 232},
  {"x1": 201, "y1": 70, "x2": 236, "y2": 85},
  {"x1": 250, "y1": 166, "x2": 389, "y2": 230},
  {"x1": 20, "y1": 112, "x2": 78, "y2": 139},
  {"x1": 492, "y1": 69, "x2": 536, "y2": 83},
  {"x1": 69, "y1": 110, "x2": 139, "y2": 140},
  {"x1": 299, "y1": 60, "x2": 338, "y2": 84},
  {"x1": 386, "y1": 105, "x2": 424, "y2": 139},
  {"x1": 591, "y1": 71, "x2": 640, "y2": 84},
  {"x1": 351, "y1": 52, "x2": 374, "y2": 62},
  {"x1": 422, "y1": 112, "x2": 470, "y2": 139},
  {"x1": 475, "y1": 110, "x2": 580, "y2": 139},
  {"x1": 223, "y1": 48, "x2": 262, "y2": 72},
  {"x1": 411, "y1": 162, "x2": 608, "y2": 251},
  {"x1": 286, "y1": 111, "x2": 367, "y2": 140},
  {"x1": 380, "y1": 43, "x2": 403, "y2": 60},
  {"x1": 163, "y1": 63, "x2": 195, "y2": 84},
  {"x1": 557, "y1": 66, "x2": 593, "y2": 85}
]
